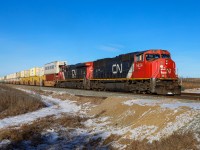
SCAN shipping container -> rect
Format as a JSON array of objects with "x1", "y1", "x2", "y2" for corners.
[
  {"x1": 6, "y1": 74, "x2": 13, "y2": 79},
  {"x1": 6, "y1": 75, "x2": 9, "y2": 80},
  {"x1": 24, "y1": 70, "x2": 30, "y2": 77},
  {"x1": 30, "y1": 67, "x2": 40, "y2": 77},
  {"x1": 0, "y1": 77, "x2": 4, "y2": 83},
  {"x1": 23, "y1": 77, "x2": 30, "y2": 85},
  {"x1": 16, "y1": 72, "x2": 20, "y2": 78},
  {"x1": 39, "y1": 67, "x2": 44, "y2": 76},
  {"x1": 13, "y1": 73, "x2": 17, "y2": 79},
  {"x1": 44, "y1": 61, "x2": 66, "y2": 75},
  {"x1": 20, "y1": 71, "x2": 25, "y2": 78}
]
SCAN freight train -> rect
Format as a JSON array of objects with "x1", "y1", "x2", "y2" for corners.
[{"x1": 0, "y1": 49, "x2": 181, "y2": 95}]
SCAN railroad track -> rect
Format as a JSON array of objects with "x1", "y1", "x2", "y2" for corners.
[
  {"x1": 181, "y1": 92, "x2": 200, "y2": 97},
  {"x1": 178, "y1": 92, "x2": 200, "y2": 101},
  {"x1": 4, "y1": 84, "x2": 200, "y2": 101}
]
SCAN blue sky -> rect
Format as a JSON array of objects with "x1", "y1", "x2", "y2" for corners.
[{"x1": 0, "y1": 0, "x2": 200, "y2": 77}]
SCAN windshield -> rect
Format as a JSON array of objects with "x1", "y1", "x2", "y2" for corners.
[
  {"x1": 161, "y1": 54, "x2": 171, "y2": 59},
  {"x1": 146, "y1": 54, "x2": 160, "y2": 61}
]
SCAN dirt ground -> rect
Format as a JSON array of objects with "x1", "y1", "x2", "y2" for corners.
[{"x1": 1, "y1": 86, "x2": 200, "y2": 149}]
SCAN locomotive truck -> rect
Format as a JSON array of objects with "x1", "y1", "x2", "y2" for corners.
[{"x1": 0, "y1": 49, "x2": 181, "y2": 95}]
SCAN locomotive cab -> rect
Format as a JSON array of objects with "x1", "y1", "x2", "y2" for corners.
[
  {"x1": 131, "y1": 50, "x2": 180, "y2": 95},
  {"x1": 135, "y1": 49, "x2": 181, "y2": 95}
]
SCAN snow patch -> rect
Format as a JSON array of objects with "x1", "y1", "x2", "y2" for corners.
[
  {"x1": 123, "y1": 99, "x2": 158, "y2": 106},
  {"x1": 84, "y1": 117, "x2": 110, "y2": 128},
  {"x1": 42, "y1": 129, "x2": 59, "y2": 144},
  {"x1": 0, "y1": 95, "x2": 80, "y2": 129},
  {"x1": 123, "y1": 99, "x2": 200, "y2": 110},
  {"x1": 0, "y1": 140, "x2": 11, "y2": 149},
  {"x1": 161, "y1": 102, "x2": 200, "y2": 110},
  {"x1": 149, "y1": 110, "x2": 198, "y2": 142},
  {"x1": 130, "y1": 125, "x2": 158, "y2": 141}
]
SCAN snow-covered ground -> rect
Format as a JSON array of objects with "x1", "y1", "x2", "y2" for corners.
[
  {"x1": 0, "y1": 95, "x2": 80, "y2": 129},
  {"x1": 1, "y1": 88, "x2": 200, "y2": 149}
]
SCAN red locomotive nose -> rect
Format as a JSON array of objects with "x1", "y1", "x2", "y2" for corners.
[{"x1": 158, "y1": 58, "x2": 176, "y2": 79}]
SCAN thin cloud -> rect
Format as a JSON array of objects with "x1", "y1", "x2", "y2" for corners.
[{"x1": 99, "y1": 44, "x2": 124, "y2": 52}]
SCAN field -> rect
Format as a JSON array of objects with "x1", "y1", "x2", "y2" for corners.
[
  {"x1": 0, "y1": 84, "x2": 200, "y2": 149},
  {"x1": 0, "y1": 85, "x2": 45, "y2": 119},
  {"x1": 181, "y1": 78, "x2": 200, "y2": 89}
]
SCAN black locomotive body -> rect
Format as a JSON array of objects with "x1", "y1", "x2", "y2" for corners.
[{"x1": 93, "y1": 52, "x2": 135, "y2": 79}]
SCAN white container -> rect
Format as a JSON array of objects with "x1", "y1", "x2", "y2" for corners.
[
  {"x1": 30, "y1": 67, "x2": 40, "y2": 77},
  {"x1": 24, "y1": 70, "x2": 30, "y2": 77},
  {"x1": 6, "y1": 74, "x2": 12, "y2": 79},
  {"x1": 20, "y1": 71, "x2": 25, "y2": 78},
  {"x1": 44, "y1": 61, "x2": 66, "y2": 75},
  {"x1": 12, "y1": 73, "x2": 17, "y2": 79},
  {"x1": 16, "y1": 72, "x2": 20, "y2": 78},
  {"x1": 39, "y1": 67, "x2": 44, "y2": 76}
]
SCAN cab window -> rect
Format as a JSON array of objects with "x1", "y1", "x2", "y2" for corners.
[
  {"x1": 161, "y1": 54, "x2": 171, "y2": 59},
  {"x1": 136, "y1": 54, "x2": 143, "y2": 62},
  {"x1": 146, "y1": 54, "x2": 160, "y2": 61}
]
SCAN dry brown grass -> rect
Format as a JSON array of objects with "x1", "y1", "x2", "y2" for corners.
[
  {"x1": 0, "y1": 85, "x2": 45, "y2": 119},
  {"x1": 182, "y1": 78, "x2": 200, "y2": 89},
  {"x1": 125, "y1": 132, "x2": 199, "y2": 150},
  {"x1": 0, "y1": 115, "x2": 87, "y2": 142},
  {"x1": 85, "y1": 132, "x2": 200, "y2": 149},
  {"x1": 103, "y1": 134, "x2": 121, "y2": 145}
]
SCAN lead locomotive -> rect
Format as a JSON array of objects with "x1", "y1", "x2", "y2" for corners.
[{"x1": 54, "y1": 49, "x2": 181, "y2": 95}]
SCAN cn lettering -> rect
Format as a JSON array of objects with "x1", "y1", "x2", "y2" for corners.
[
  {"x1": 72, "y1": 70, "x2": 76, "y2": 78},
  {"x1": 112, "y1": 63, "x2": 122, "y2": 74}
]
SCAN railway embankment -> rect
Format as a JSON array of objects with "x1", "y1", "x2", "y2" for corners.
[{"x1": 1, "y1": 85, "x2": 200, "y2": 149}]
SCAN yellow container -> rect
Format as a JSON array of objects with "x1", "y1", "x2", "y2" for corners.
[
  {"x1": 23, "y1": 77, "x2": 30, "y2": 85},
  {"x1": 28, "y1": 67, "x2": 45, "y2": 86},
  {"x1": 29, "y1": 76, "x2": 37, "y2": 85},
  {"x1": 20, "y1": 78, "x2": 24, "y2": 85},
  {"x1": 20, "y1": 77, "x2": 28, "y2": 85},
  {"x1": 24, "y1": 70, "x2": 30, "y2": 78},
  {"x1": 29, "y1": 76, "x2": 45, "y2": 86}
]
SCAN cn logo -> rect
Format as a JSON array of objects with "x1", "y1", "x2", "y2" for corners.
[
  {"x1": 136, "y1": 63, "x2": 143, "y2": 68},
  {"x1": 112, "y1": 63, "x2": 123, "y2": 74},
  {"x1": 167, "y1": 68, "x2": 171, "y2": 74},
  {"x1": 72, "y1": 70, "x2": 76, "y2": 78}
]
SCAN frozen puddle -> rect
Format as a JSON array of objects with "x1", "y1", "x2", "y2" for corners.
[{"x1": 0, "y1": 95, "x2": 80, "y2": 129}]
